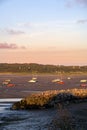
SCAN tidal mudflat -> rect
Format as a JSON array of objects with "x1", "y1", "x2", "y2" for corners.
[{"x1": 0, "y1": 74, "x2": 86, "y2": 98}]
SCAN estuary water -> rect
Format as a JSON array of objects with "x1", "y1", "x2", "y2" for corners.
[{"x1": 0, "y1": 98, "x2": 56, "y2": 130}]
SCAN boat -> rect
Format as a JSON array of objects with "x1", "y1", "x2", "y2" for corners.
[
  {"x1": 7, "y1": 83, "x2": 15, "y2": 87},
  {"x1": 28, "y1": 77, "x2": 38, "y2": 83},
  {"x1": 57, "y1": 80, "x2": 64, "y2": 85},
  {"x1": 2, "y1": 79, "x2": 11, "y2": 85},
  {"x1": 52, "y1": 78, "x2": 64, "y2": 84},
  {"x1": 80, "y1": 79, "x2": 87, "y2": 87},
  {"x1": 52, "y1": 78, "x2": 61, "y2": 83},
  {"x1": 80, "y1": 79, "x2": 87, "y2": 83},
  {"x1": 52, "y1": 72, "x2": 64, "y2": 84}
]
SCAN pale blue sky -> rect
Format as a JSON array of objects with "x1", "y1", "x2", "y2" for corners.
[{"x1": 0, "y1": 0, "x2": 87, "y2": 65}]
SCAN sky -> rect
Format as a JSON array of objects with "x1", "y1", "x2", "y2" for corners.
[{"x1": 0, "y1": 0, "x2": 87, "y2": 65}]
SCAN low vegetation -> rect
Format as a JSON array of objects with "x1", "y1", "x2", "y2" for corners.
[{"x1": 11, "y1": 88, "x2": 87, "y2": 110}]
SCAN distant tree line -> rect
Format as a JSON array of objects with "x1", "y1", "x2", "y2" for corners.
[{"x1": 0, "y1": 63, "x2": 87, "y2": 74}]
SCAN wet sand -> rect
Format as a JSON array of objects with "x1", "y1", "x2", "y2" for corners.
[{"x1": 0, "y1": 74, "x2": 87, "y2": 98}]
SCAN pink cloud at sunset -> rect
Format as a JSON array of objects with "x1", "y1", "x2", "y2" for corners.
[{"x1": 0, "y1": 43, "x2": 26, "y2": 49}]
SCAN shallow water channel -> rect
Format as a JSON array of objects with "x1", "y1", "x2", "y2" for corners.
[{"x1": 0, "y1": 98, "x2": 56, "y2": 130}]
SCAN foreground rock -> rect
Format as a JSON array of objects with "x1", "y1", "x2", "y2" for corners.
[{"x1": 11, "y1": 88, "x2": 87, "y2": 110}]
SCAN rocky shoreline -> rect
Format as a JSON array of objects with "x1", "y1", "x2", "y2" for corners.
[{"x1": 11, "y1": 88, "x2": 87, "y2": 110}]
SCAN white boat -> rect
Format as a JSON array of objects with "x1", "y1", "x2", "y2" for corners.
[
  {"x1": 2, "y1": 81, "x2": 9, "y2": 85},
  {"x1": 28, "y1": 77, "x2": 38, "y2": 83},
  {"x1": 52, "y1": 78, "x2": 61, "y2": 83},
  {"x1": 5, "y1": 79, "x2": 11, "y2": 82},
  {"x1": 28, "y1": 79, "x2": 36, "y2": 83},
  {"x1": 80, "y1": 79, "x2": 87, "y2": 83},
  {"x1": 2, "y1": 79, "x2": 11, "y2": 85}
]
